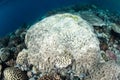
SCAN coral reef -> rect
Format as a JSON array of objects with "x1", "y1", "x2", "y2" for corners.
[
  {"x1": 24, "y1": 13, "x2": 100, "y2": 76},
  {"x1": 0, "y1": 4, "x2": 120, "y2": 80}
]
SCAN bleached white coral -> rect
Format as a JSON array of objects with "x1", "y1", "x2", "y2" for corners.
[
  {"x1": 53, "y1": 50, "x2": 73, "y2": 68},
  {"x1": 25, "y1": 13, "x2": 100, "y2": 75},
  {"x1": 16, "y1": 49, "x2": 28, "y2": 65}
]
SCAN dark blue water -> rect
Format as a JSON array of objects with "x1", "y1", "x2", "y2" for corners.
[{"x1": 0, "y1": 0, "x2": 120, "y2": 37}]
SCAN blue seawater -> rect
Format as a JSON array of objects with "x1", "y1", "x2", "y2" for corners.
[{"x1": 0, "y1": 0, "x2": 120, "y2": 37}]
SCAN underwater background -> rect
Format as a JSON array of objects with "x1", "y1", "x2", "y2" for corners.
[
  {"x1": 1, "y1": 0, "x2": 120, "y2": 80},
  {"x1": 0, "y1": 0, "x2": 120, "y2": 37}
]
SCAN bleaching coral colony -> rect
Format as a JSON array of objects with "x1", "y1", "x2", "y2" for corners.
[
  {"x1": 16, "y1": 13, "x2": 120, "y2": 80},
  {"x1": 23, "y1": 13, "x2": 100, "y2": 76}
]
